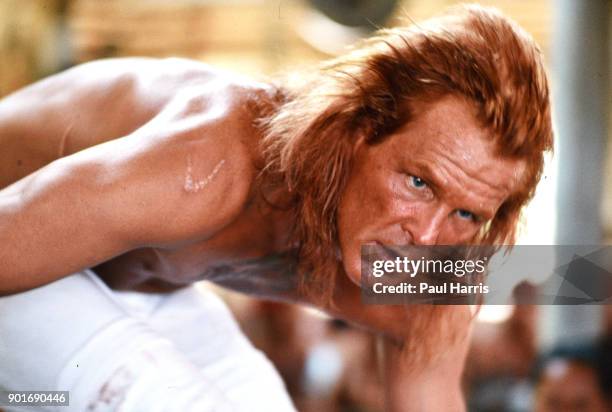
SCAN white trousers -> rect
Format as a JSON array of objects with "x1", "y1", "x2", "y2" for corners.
[{"x1": 0, "y1": 271, "x2": 296, "y2": 412}]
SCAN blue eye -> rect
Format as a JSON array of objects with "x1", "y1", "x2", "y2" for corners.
[
  {"x1": 456, "y1": 209, "x2": 476, "y2": 221},
  {"x1": 409, "y1": 175, "x2": 427, "y2": 189}
]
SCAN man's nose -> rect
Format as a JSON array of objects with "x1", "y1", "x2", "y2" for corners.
[{"x1": 403, "y1": 205, "x2": 448, "y2": 245}]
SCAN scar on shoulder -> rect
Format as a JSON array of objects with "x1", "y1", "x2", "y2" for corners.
[{"x1": 183, "y1": 156, "x2": 226, "y2": 193}]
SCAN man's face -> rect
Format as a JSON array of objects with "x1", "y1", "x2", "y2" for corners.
[{"x1": 337, "y1": 95, "x2": 526, "y2": 284}]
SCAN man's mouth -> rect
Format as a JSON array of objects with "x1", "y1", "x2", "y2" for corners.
[{"x1": 365, "y1": 241, "x2": 404, "y2": 261}]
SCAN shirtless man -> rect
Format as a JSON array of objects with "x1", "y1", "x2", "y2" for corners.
[{"x1": 0, "y1": 5, "x2": 552, "y2": 410}]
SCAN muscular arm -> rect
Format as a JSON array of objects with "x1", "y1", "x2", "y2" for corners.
[{"x1": 0, "y1": 60, "x2": 256, "y2": 295}]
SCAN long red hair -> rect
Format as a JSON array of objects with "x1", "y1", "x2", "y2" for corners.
[{"x1": 257, "y1": 4, "x2": 553, "y2": 305}]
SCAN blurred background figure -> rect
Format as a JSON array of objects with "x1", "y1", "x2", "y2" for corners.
[
  {"x1": 532, "y1": 346, "x2": 609, "y2": 412},
  {"x1": 1, "y1": 1, "x2": 610, "y2": 411}
]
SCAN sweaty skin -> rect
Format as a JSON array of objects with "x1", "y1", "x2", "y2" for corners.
[{"x1": 0, "y1": 57, "x2": 526, "y2": 411}]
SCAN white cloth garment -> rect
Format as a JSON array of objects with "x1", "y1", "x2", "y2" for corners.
[{"x1": 0, "y1": 271, "x2": 296, "y2": 412}]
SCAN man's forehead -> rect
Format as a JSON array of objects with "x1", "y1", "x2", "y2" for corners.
[{"x1": 390, "y1": 101, "x2": 527, "y2": 189}]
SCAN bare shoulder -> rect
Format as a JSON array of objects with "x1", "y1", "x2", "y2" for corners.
[
  {"x1": 100, "y1": 67, "x2": 274, "y2": 246},
  {"x1": 0, "y1": 57, "x2": 274, "y2": 247}
]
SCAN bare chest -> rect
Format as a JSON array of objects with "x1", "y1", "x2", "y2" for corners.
[{"x1": 95, "y1": 201, "x2": 296, "y2": 293}]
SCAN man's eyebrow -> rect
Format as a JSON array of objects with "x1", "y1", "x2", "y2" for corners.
[
  {"x1": 412, "y1": 161, "x2": 498, "y2": 220},
  {"x1": 410, "y1": 161, "x2": 447, "y2": 192}
]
